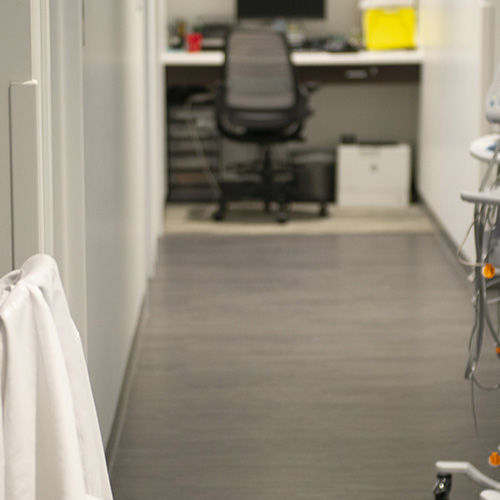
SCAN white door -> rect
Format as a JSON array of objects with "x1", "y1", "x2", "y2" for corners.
[
  {"x1": 0, "y1": 1, "x2": 40, "y2": 276},
  {"x1": 0, "y1": 0, "x2": 57, "y2": 277},
  {"x1": 0, "y1": 0, "x2": 88, "y2": 338}
]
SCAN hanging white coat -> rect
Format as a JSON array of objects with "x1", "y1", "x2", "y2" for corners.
[{"x1": 0, "y1": 255, "x2": 113, "y2": 500}]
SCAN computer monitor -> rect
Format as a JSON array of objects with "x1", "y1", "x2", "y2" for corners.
[{"x1": 237, "y1": 0, "x2": 325, "y2": 20}]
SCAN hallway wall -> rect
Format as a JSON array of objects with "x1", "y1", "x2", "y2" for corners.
[
  {"x1": 82, "y1": 0, "x2": 149, "y2": 443},
  {"x1": 417, "y1": 0, "x2": 499, "y2": 257}
]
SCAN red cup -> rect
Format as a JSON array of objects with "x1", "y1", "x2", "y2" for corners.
[{"x1": 185, "y1": 32, "x2": 203, "y2": 52}]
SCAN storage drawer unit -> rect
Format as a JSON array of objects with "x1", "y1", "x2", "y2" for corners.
[
  {"x1": 337, "y1": 143, "x2": 411, "y2": 206},
  {"x1": 167, "y1": 102, "x2": 221, "y2": 202}
]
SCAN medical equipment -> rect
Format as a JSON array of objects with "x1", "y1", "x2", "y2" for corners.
[
  {"x1": 486, "y1": 64, "x2": 500, "y2": 124},
  {"x1": 433, "y1": 65, "x2": 500, "y2": 500}
]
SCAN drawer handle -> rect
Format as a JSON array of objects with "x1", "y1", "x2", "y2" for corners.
[
  {"x1": 344, "y1": 67, "x2": 379, "y2": 80},
  {"x1": 345, "y1": 69, "x2": 369, "y2": 80}
]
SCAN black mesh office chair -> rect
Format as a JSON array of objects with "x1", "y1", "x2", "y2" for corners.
[{"x1": 213, "y1": 26, "x2": 311, "y2": 223}]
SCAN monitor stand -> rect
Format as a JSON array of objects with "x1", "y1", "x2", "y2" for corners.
[
  {"x1": 273, "y1": 19, "x2": 306, "y2": 48},
  {"x1": 237, "y1": 18, "x2": 307, "y2": 49}
]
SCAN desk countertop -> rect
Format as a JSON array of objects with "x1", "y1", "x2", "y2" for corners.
[{"x1": 161, "y1": 48, "x2": 424, "y2": 67}]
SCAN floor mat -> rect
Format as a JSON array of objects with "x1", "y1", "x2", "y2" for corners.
[{"x1": 164, "y1": 202, "x2": 437, "y2": 235}]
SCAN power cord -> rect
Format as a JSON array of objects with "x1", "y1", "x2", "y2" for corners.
[{"x1": 184, "y1": 92, "x2": 221, "y2": 197}]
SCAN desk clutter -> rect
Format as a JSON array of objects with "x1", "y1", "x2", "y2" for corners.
[
  {"x1": 168, "y1": 22, "x2": 362, "y2": 53},
  {"x1": 167, "y1": 0, "x2": 417, "y2": 54}
]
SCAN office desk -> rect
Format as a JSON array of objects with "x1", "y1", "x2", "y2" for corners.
[
  {"x1": 162, "y1": 49, "x2": 423, "y2": 202},
  {"x1": 161, "y1": 49, "x2": 423, "y2": 87}
]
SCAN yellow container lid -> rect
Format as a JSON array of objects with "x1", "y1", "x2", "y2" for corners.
[{"x1": 359, "y1": 0, "x2": 415, "y2": 8}]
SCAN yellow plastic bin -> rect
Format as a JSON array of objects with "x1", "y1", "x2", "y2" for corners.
[{"x1": 359, "y1": 0, "x2": 416, "y2": 50}]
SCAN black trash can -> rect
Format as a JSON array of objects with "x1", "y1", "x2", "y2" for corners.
[{"x1": 291, "y1": 150, "x2": 335, "y2": 204}]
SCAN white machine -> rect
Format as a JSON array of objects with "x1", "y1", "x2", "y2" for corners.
[
  {"x1": 433, "y1": 65, "x2": 500, "y2": 500},
  {"x1": 486, "y1": 63, "x2": 500, "y2": 125}
]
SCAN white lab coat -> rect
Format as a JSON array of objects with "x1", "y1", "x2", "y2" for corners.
[{"x1": 0, "y1": 255, "x2": 113, "y2": 500}]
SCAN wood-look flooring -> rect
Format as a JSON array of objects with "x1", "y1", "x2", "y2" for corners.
[{"x1": 109, "y1": 231, "x2": 500, "y2": 500}]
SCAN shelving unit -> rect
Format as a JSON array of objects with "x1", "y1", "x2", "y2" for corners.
[{"x1": 167, "y1": 94, "x2": 221, "y2": 202}]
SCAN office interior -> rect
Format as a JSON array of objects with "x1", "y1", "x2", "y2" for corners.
[
  {"x1": 165, "y1": 0, "x2": 420, "y2": 207},
  {"x1": 3, "y1": 0, "x2": 500, "y2": 498}
]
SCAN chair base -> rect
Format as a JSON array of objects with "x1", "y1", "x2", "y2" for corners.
[
  {"x1": 213, "y1": 149, "x2": 292, "y2": 223},
  {"x1": 212, "y1": 189, "x2": 290, "y2": 224},
  {"x1": 213, "y1": 207, "x2": 290, "y2": 223},
  {"x1": 212, "y1": 178, "x2": 330, "y2": 223},
  {"x1": 213, "y1": 143, "x2": 331, "y2": 223}
]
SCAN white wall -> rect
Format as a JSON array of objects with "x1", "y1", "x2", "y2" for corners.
[
  {"x1": 418, "y1": 0, "x2": 495, "y2": 257},
  {"x1": 300, "y1": 84, "x2": 419, "y2": 149},
  {"x1": 146, "y1": 0, "x2": 166, "y2": 277},
  {"x1": 0, "y1": 0, "x2": 163, "y2": 447},
  {"x1": 82, "y1": 0, "x2": 149, "y2": 443}
]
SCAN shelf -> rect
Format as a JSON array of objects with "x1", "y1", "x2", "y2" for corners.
[{"x1": 167, "y1": 99, "x2": 221, "y2": 202}]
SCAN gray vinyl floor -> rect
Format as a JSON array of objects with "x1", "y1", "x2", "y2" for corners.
[{"x1": 109, "y1": 230, "x2": 500, "y2": 500}]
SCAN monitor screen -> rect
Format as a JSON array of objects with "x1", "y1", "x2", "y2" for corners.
[{"x1": 237, "y1": 0, "x2": 325, "y2": 20}]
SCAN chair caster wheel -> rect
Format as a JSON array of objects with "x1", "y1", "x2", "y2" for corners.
[
  {"x1": 213, "y1": 210, "x2": 226, "y2": 221},
  {"x1": 276, "y1": 211, "x2": 289, "y2": 224}
]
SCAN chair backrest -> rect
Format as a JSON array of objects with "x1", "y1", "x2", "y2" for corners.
[
  {"x1": 217, "y1": 26, "x2": 307, "y2": 141},
  {"x1": 225, "y1": 27, "x2": 296, "y2": 111}
]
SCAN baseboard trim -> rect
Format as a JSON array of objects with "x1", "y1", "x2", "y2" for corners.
[
  {"x1": 420, "y1": 202, "x2": 472, "y2": 285},
  {"x1": 105, "y1": 288, "x2": 150, "y2": 476}
]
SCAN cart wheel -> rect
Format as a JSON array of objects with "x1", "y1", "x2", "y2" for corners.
[{"x1": 434, "y1": 473, "x2": 452, "y2": 500}]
